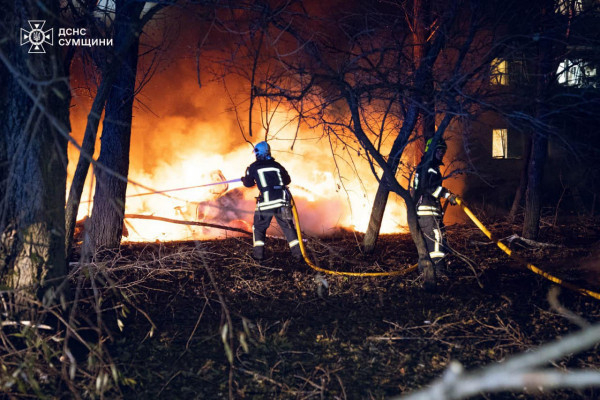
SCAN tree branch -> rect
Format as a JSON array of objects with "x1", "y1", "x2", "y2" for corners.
[
  {"x1": 395, "y1": 323, "x2": 600, "y2": 400},
  {"x1": 124, "y1": 214, "x2": 252, "y2": 236}
]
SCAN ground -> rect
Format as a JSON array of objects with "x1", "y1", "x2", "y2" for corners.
[{"x1": 69, "y1": 217, "x2": 600, "y2": 399}]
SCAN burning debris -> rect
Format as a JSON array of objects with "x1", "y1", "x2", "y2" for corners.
[{"x1": 195, "y1": 187, "x2": 253, "y2": 234}]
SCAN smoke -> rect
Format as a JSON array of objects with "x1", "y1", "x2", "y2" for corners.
[{"x1": 292, "y1": 196, "x2": 346, "y2": 236}]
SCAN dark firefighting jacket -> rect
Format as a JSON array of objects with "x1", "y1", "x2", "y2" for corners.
[
  {"x1": 413, "y1": 160, "x2": 450, "y2": 218},
  {"x1": 242, "y1": 158, "x2": 291, "y2": 211}
]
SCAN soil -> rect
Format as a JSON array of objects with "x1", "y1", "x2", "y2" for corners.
[{"x1": 83, "y1": 218, "x2": 600, "y2": 399}]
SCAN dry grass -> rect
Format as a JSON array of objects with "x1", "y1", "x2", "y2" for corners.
[{"x1": 1, "y1": 218, "x2": 600, "y2": 399}]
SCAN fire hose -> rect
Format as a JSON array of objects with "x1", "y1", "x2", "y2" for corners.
[
  {"x1": 291, "y1": 194, "x2": 600, "y2": 300},
  {"x1": 455, "y1": 197, "x2": 600, "y2": 300},
  {"x1": 120, "y1": 177, "x2": 600, "y2": 298},
  {"x1": 81, "y1": 178, "x2": 243, "y2": 204},
  {"x1": 290, "y1": 197, "x2": 418, "y2": 277},
  {"x1": 127, "y1": 178, "x2": 243, "y2": 198}
]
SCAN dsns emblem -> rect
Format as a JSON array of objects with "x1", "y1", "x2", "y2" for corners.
[{"x1": 21, "y1": 20, "x2": 53, "y2": 54}]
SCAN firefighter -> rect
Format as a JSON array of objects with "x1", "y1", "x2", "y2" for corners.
[
  {"x1": 242, "y1": 141, "x2": 303, "y2": 261},
  {"x1": 412, "y1": 137, "x2": 458, "y2": 277}
]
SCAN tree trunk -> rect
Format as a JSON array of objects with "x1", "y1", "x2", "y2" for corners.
[
  {"x1": 65, "y1": 2, "x2": 163, "y2": 257},
  {"x1": 362, "y1": 105, "x2": 420, "y2": 252},
  {"x1": 509, "y1": 136, "x2": 532, "y2": 222},
  {"x1": 64, "y1": 42, "x2": 139, "y2": 256},
  {"x1": 345, "y1": 92, "x2": 435, "y2": 288},
  {"x1": 65, "y1": 75, "x2": 113, "y2": 256},
  {"x1": 415, "y1": 0, "x2": 436, "y2": 147},
  {"x1": 522, "y1": 2, "x2": 555, "y2": 240},
  {"x1": 363, "y1": 182, "x2": 392, "y2": 252},
  {"x1": 523, "y1": 132, "x2": 548, "y2": 239},
  {"x1": 362, "y1": 0, "x2": 435, "y2": 253},
  {"x1": 85, "y1": 0, "x2": 144, "y2": 254},
  {"x1": 0, "y1": 0, "x2": 71, "y2": 299}
]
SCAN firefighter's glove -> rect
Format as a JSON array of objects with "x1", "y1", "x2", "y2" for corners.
[{"x1": 447, "y1": 193, "x2": 458, "y2": 206}]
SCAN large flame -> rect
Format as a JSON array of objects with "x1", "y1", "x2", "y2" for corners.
[{"x1": 67, "y1": 59, "x2": 463, "y2": 243}]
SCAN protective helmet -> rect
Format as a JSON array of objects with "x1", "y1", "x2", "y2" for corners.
[
  {"x1": 253, "y1": 141, "x2": 271, "y2": 160},
  {"x1": 425, "y1": 137, "x2": 447, "y2": 153}
]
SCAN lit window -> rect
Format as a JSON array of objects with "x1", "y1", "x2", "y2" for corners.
[
  {"x1": 556, "y1": 0, "x2": 582, "y2": 15},
  {"x1": 586, "y1": 65, "x2": 598, "y2": 86},
  {"x1": 558, "y1": 59, "x2": 583, "y2": 86},
  {"x1": 491, "y1": 59, "x2": 508, "y2": 85},
  {"x1": 558, "y1": 59, "x2": 597, "y2": 87},
  {"x1": 492, "y1": 129, "x2": 508, "y2": 159}
]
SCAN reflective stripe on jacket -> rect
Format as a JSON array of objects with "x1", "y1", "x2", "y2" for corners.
[
  {"x1": 413, "y1": 162, "x2": 450, "y2": 217},
  {"x1": 242, "y1": 158, "x2": 292, "y2": 210}
]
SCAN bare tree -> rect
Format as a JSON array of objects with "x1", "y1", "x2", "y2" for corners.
[
  {"x1": 64, "y1": 0, "x2": 166, "y2": 255},
  {"x1": 520, "y1": 0, "x2": 596, "y2": 239},
  {"x1": 362, "y1": 0, "x2": 436, "y2": 253},
  {"x1": 0, "y1": 0, "x2": 71, "y2": 300},
  {"x1": 217, "y1": 0, "x2": 510, "y2": 289},
  {"x1": 63, "y1": 0, "x2": 160, "y2": 256}
]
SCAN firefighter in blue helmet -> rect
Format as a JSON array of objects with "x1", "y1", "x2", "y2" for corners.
[
  {"x1": 241, "y1": 141, "x2": 303, "y2": 261},
  {"x1": 413, "y1": 137, "x2": 458, "y2": 277}
]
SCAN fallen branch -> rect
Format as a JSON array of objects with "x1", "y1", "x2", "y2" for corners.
[
  {"x1": 469, "y1": 234, "x2": 561, "y2": 249},
  {"x1": 394, "y1": 322, "x2": 600, "y2": 400},
  {"x1": 547, "y1": 287, "x2": 590, "y2": 329},
  {"x1": 505, "y1": 234, "x2": 563, "y2": 248},
  {"x1": 124, "y1": 214, "x2": 252, "y2": 236}
]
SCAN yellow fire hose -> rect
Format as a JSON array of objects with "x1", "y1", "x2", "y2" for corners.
[
  {"x1": 290, "y1": 199, "x2": 418, "y2": 277},
  {"x1": 455, "y1": 197, "x2": 600, "y2": 300},
  {"x1": 290, "y1": 195, "x2": 599, "y2": 300}
]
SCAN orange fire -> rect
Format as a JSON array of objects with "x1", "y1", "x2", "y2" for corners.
[{"x1": 67, "y1": 61, "x2": 463, "y2": 242}]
